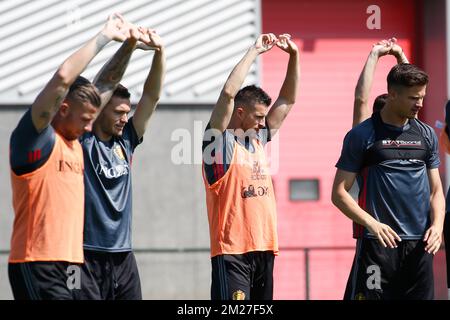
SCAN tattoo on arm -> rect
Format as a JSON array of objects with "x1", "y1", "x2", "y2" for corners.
[
  {"x1": 54, "y1": 94, "x2": 64, "y2": 108},
  {"x1": 95, "y1": 41, "x2": 135, "y2": 90},
  {"x1": 106, "y1": 54, "x2": 131, "y2": 83},
  {"x1": 39, "y1": 94, "x2": 64, "y2": 121},
  {"x1": 39, "y1": 111, "x2": 51, "y2": 121},
  {"x1": 95, "y1": 34, "x2": 111, "y2": 53}
]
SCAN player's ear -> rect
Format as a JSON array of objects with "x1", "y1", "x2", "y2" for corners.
[
  {"x1": 387, "y1": 87, "x2": 399, "y2": 100},
  {"x1": 59, "y1": 102, "x2": 70, "y2": 117},
  {"x1": 236, "y1": 106, "x2": 245, "y2": 119}
]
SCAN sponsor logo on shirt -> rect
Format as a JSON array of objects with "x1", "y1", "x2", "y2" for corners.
[
  {"x1": 241, "y1": 184, "x2": 269, "y2": 198},
  {"x1": 95, "y1": 163, "x2": 129, "y2": 179},
  {"x1": 382, "y1": 139, "x2": 422, "y2": 147},
  {"x1": 57, "y1": 160, "x2": 83, "y2": 174}
]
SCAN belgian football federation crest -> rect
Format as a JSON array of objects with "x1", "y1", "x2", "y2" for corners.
[
  {"x1": 113, "y1": 145, "x2": 125, "y2": 160},
  {"x1": 232, "y1": 290, "x2": 246, "y2": 300},
  {"x1": 355, "y1": 293, "x2": 366, "y2": 300},
  {"x1": 251, "y1": 161, "x2": 267, "y2": 180}
]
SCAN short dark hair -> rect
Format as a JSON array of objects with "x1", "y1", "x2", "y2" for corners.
[
  {"x1": 373, "y1": 93, "x2": 388, "y2": 113},
  {"x1": 387, "y1": 63, "x2": 429, "y2": 91},
  {"x1": 66, "y1": 76, "x2": 101, "y2": 108},
  {"x1": 113, "y1": 84, "x2": 131, "y2": 99},
  {"x1": 235, "y1": 85, "x2": 271, "y2": 109}
]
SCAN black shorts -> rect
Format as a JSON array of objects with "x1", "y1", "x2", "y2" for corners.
[
  {"x1": 344, "y1": 238, "x2": 434, "y2": 300},
  {"x1": 8, "y1": 261, "x2": 81, "y2": 300},
  {"x1": 73, "y1": 250, "x2": 142, "y2": 300},
  {"x1": 211, "y1": 251, "x2": 274, "y2": 300},
  {"x1": 444, "y1": 211, "x2": 450, "y2": 288}
]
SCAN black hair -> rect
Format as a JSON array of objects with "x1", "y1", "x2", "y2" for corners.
[
  {"x1": 66, "y1": 76, "x2": 101, "y2": 108},
  {"x1": 235, "y1": 85, "x2": 272, "y2": 109},
  {"x1": 387, "y1": 63, "x2": 429, "y2": 92}
]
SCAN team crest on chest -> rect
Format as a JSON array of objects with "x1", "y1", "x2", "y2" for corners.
[
  {"x1": 232, "y1": 290, "x2": 246, "y2": 300},
  {"x1": 251, "y1": 160, "x2": 267, "y2": 180},
  {"x1": 113, "y1": 145, "x2": 125, "y2": 160}
]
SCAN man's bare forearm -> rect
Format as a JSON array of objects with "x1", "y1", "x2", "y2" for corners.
[
  {"x1": 394, "y1": 51, "x2": 409, "y2": 64},
  {"x1": 223, "y1": 47, "x2": 259, "y2": 98},
  {"x1": 332, "y1": 188, "x2": 375, "y2": 228},
  {"x1": 94, "y1": 39, "x2": 138, "y2": 107},
  {"x1": 278, "y1": 51, "x2": 299, "y2": 104},
  {"x1": 429, "y1": 188, "x2": 445, "y2": 231},
  {"x1": 132, "y1": 48, "x2": 166, "y2": 138},
  {"x1": 354, "y1": 52, "x2": 378, "y2": 104},
  {"x1": 142, "y1": 48, "x2": 165, "y2": 102},
  {"x1": 58, "y1": 33, "x2": 111, "y2": 88},
  {"x1": 31, "y1": 32, "x2": 113, "y2": 132},
  {"x1": 352, "y1": 52, "x2": 378, "y2": 127},
  {"x1": 209, "y1": 47, "x2": 259, "y2": 131}
]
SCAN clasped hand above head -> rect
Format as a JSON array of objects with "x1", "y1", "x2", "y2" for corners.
[
  {"x1": 254, "y1": 33, "x2": 299, "y2": 54},
  {"x1": 100, "y1": 13, "x2": 163, "y2": 50}
]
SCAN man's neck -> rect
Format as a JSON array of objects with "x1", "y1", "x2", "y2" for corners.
[
  {"x1": 93, "y1": 125, "x2": 113, "y2": 142},
  {"x1": 380, "y1": 105, "x2": 409, "y2": 128},
  {"x1": 52, "y1": 120, "x2": 76, "y2": 142}
]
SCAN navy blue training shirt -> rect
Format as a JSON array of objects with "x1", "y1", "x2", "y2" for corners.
[
  {"x1": 80, "y1": 117, "x2": 142, "y2": 252},
  {"x1": 336, "y1": 113, "x2": 440, "y2": 240},
  {"x1": 10, "y1": 109, "x2": 55, "y2": 175}
]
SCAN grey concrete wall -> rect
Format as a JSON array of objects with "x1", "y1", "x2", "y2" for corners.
[
  {"x1": 0, "y1": 108, "x2": 20, "y2": 299},
  {"x1": 0, "y1": 106, "x2": 213, "y2": 300}
]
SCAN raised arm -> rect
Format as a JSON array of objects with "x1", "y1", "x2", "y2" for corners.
[
  {"x1": 389, "y1": 38, "x2": 409, "y2": 65},
  {"x1": 209, "y1": 33, "x2": 277, "y2": 132},
  {"x1": 132, "y1": 28, "x2": 166, "y2": 139},
  {"x1": 353, "y1": 37, "x2": 409, "y2": 127},
  {"x1": 353, "y1": 40, "x2": 392, "y2": 127},
  {"x1": 331, "y1": 169, "x2": 401, "y2": 248},
  {"x1": 31, "y1": 13, "x2": 129, "y2": 132},
  {"x1": 266, "y1": 34, "x2": 300, "y2": 137},
  {"x1": 93, "y1": 19, "x2": 144, "y2": 110}
]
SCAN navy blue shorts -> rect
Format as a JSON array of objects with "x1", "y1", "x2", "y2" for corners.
[
  {"x1": 344, "y1": 238, "x2": 434, "y2": 300},
  {"x1": 211, "y1": 251, "x2": 274, "y2": 300},
  {"x1": 444, "y1": 211, "x2": 450, "y2": 288},
  {"x1": 9, "y1": 261, "x2": 79, "y2": 300},
  {"x1": 73, "y1": 250, "x2": 142, "y2": 300}
]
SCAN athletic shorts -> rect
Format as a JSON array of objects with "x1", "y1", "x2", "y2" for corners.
[
  {"x1": 444, "y1": 211, "x2": 450, "y2": 288},
  {"x1": 8, "y1": 261, "x2": 80, "y2": 300},
  {"x1": 211, "y1": 251, "x2": 274, "y2": 300},
  {"x1": 344, "y1": 238, "x2": 434, "y2": 300},
  {"x1": 73, "y1": 250, "x2": 142, "y2": 300}
]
